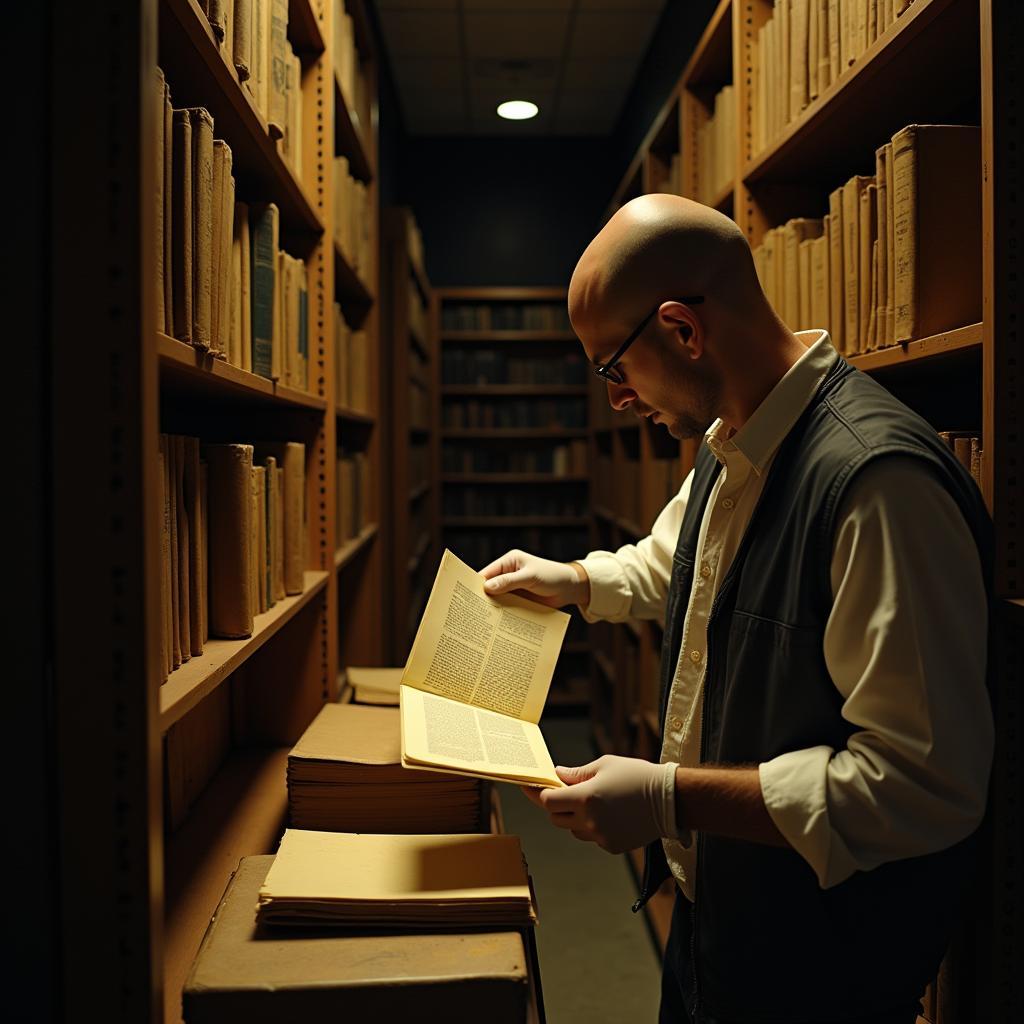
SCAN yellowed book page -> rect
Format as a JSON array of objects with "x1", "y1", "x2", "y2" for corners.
[
  {"x1": 400, "y1": 686, "x2": 562, "y2": 788},
  {"x1": 260, "y1": 829, "x2": 531, "y2": 905},
  {"x1": 402, "y1": 549, "x2": 570, "y2": 724}
]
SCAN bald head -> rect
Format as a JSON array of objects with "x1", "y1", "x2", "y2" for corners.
[{"x1": 569, "y1": 194, "x2": 763, "y2": 340}]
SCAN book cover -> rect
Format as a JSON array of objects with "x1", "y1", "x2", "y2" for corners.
[
  {"x1": 171, "y1": 109, "x2": 193, "y2": 344},
  {"x1": 188, "y1": 107, "x2": 215, "y2": 351},
  {"x1": 250, "y1": 202, "x2": 279, "y2": 379}
]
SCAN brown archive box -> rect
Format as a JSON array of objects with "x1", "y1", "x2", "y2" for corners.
[{"x1": 183, "y1": 855, "x2": 542, "y2": 1024}]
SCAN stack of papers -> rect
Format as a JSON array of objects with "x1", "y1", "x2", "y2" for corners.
[
  {"x1": 288, "y1": 703, "x2": 487, "y2": 834},
  {"x1": 257, "y1": 829, "x2": 538, "y2": 928},
  {"x1": 347, "y1": 666, "x2": 402, "y2": 706}
]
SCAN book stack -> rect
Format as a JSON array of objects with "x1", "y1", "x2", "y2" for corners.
[
  {"x1": 751, "y1": 124, "x2": 980, "y2": 354},
  {"x1": 696, "y1": 85, "x2": 736, "y2": 204},
  {"x1": 155, "y1": 68, "x2": 310, "y2": 389},
  {"x1": 336, "y1": 451, "x2": 371, "y2": 543},
  {"x1": 334, "y1": 155, "x2": 372, "y2": 278},
  {"x1": 752, "y1": 0, "x2": 918, "y2": 155},
  {"x1": 157, "y1": 437, "x2": 306, "y2": 681},
  {"x1": 287, "y1": 704, "x2": 488, "y2": 833},
  {"x1": 334, "y1": 303, "x2": 371, "y2": 411},
  {"x1": 257, "y1": 830, "x2": 538, "y2": 928},
  {"x1": 442, "y1": 398, "x2": 586, "y2": 429},
  {"x1": 442, "y1": 441, "x2": 588, "y2": 475},
  {"x1": 939, "y1": 431, "x2": 984, "y2": 490},
  {"x1": 347, "y1": 666, "x2": 402, "y2": 705}
]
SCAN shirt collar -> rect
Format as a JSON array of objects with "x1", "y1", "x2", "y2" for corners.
[{"x1": 704, "y1": 331, "x2": 839, "y2": 476}]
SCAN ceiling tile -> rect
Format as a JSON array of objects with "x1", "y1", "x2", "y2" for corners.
[
  {"x1": 393, "y1": 56, "x2": 464, "y2": 93},
  {"x1": 401, "y1": 86, "x2": 468, "y2": 119},
  {"x1": 378, "y1": 9, "x2": 461, "y2": 57},
  {"x1": 560, "y1": 57, "x2": 638, "y2": 92},
  {"x1": 554, "y1": 88, "x2": 622, "y2": 118},
  {"x1": 464, "y1": 11, "x2": 571, "y2": 59},
  {"x1": 568, "y1": 10, "x2": 660, "y2": 59},
  {"x1": 551, "y1": 113, "x2": 618, "y2": 135},
  {"x1": 406, "y1": 114, "x2": 470, "y2": 136}
]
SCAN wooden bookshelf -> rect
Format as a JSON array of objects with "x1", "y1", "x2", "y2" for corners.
[
  {"x1": 443, "y1": 516, "x2": 591, "y2": 528},
  {"x1": 440, "y1": 330, "x2": 579, "y2": 343},
  {"x1": 442, "y1": 428, "x2": 589, "y2": 440},
  {"x1": 591, "y1": 0, "x2": 1021, "y2": 1007},
  {"x1": 444, "y1": 473, "x2": 589, "y2": 484},
  {"x1": 442, "y1": 385, "x2": 589, "y2": 397},
  {"x1": 334, "y1": 237, "x2": 374, "y2": 307},
  {"x1": 334, "y1": 521, "x2": 379, "y2": 571},
  {"x1": 335, "y1": 404, "x2": 376, "y2": 426}
]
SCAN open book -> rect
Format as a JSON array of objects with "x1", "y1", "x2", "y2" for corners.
[{"x1": 400, "y1": 550, "x2": 569, "y2": 788}]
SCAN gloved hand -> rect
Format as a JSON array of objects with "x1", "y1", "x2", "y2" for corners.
[
  {"x1": 524, "y1": 755, "x2": 679, "y2": 854},
  {"x1": 479, "y1": 549, "x2": 590, "y2": 609}
]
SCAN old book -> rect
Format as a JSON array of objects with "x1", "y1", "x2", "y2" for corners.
[
  {"x1": 868, "y1": 0, "x2": 878, "y2": 45},
  {"x1": 297, "y1": 258, "x2": 308, "y2": 390},
  {"x1": 263, "y1": 456, "x2": 281, "y2": 602},
  {"x1": 874, "y1": 145, "x2": 890, "y2": 346},
  {"x1": 892, "y1": 125, "x2": 982, "y2": 343},
  {"x1": 232, "y1": 201, "x2": 252, "y2": 371},
  {"x1": 229, "y1": 229, "x2": 242, "y2": 367},
  {"x1": 288, "y1": 703, "x2": 487, "y2": 834},
  {"x1": 884, "y1": 142, "x2": 895, "y2": 344},
  {"x1": 184, "y1": 437, "x2": 204, "y2": 657},
  {"x1": 210, "y1": 140, "x2": 227, "y2": 355},
  {"x1": 842, "y1": 175, "x2": 872, "y2": 354},
  {"x1": 808, "y1": 0, "x2": 819, "y2": 100},
  {"x1": 206, "y1": 443, "x2": 255, "y2": 638},
  {"x1": 163, "y1": 78, "x2": 174, "y2": 336},
  {"x1": 790, "y1": 0, "x2": 809, "y2": 119},
  {"x1": 174, "y1": 436, "x2": 192, "y2": 661},
  {"x1": 252, "y1": 0, "x2": 270, "y2": 117},
  {"x1": 268, "y1": 0, "x2": 288, "y2": 138},
  {"x1": 188, "y1": 107, "x2": 215, "y2": 351},
  {"x1": 166, "y1": 436, "x2": 181, "y2": 669},
  {"x1": 828, "y1": 187, "x2": 844, "y2": 351},
  {"x1": 856, "y1": 0, "x2": 868, "y2": 58},
  {"x1": 250, "y1": 202, "x2": 279, "y2": 378},
  {"x1": 349, "y1": 666, "x2": 403, "y2": 706},
  {"x1": 799, "y1": 238, "x2": 814, "y2": 330},
  {"x1": 282, "y1": 254, "x2": 298, "y2": 387},
  {"x1": 779, "y1": 0, "x2": 791, "y2": 126},
  {"x1": 274, "y1": 465, "x2": 285, "y2": 600},
  {"x1": 233, "y1": 0, "x2": 252, "y2": 80},
  {"x1": 171, "y1": 109, "x2": 194, "y2": 343},
  {"x1": 208, "y1": 0, "x2": 228, "y2": 40},
  {"x1": 155, "y1": 68, "x2": 167, "y2": 334},
  {"x1": 828, "y1": 0, "x2": 841, "y2": 81},
  {"x1": 783, "y1": 219, "x2": 823, "y2": 329},
  {"x1": 254, "y1": 464, "x2": 267, "y2": 612},
  {"x1": 858, "y1": 182, "x2": 877, "y2": 348},
  {"x1": 159, "y1": 439, "x2": 171, "y2": 680},
  {"x1": 400, "y1": 550, "x2": 569, "y2": 789},
  {"x1": 817, "y1": 0, "x2": 831, "y2": 90},
  {"x1": 287, "y1": 52, "x2": 303, "y2": 176},
  {"x1": 970, "y1": 438, "x2": 982, "y2": 489},
  {"x1": 811, "y1": 232, "x2": 830, "y2": 332},
  {"x1": 867, "y1": 239, "x2": 879, "y2": 349},
  {"x1": 217, "y1": 145, "x2": 234, "y2": 358},
  {"x1": 254, "y1": 441, "x2": 305, "y2": 594},
  {"x1": 272, "y1": 250, "x2": 285, "y2": 381}
]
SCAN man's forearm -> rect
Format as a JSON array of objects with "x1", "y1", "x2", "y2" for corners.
[{"x1": 674, "y1": 766, "x2": 790, "y2": 848}]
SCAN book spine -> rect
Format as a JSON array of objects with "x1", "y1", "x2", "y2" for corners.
[
  {"x1": 255, "y1": 465, "x2": 267, "y2": 612},
  {"x1": 884, "y1": 142, "x2": 895, "y2": 344},
  {"x1": 233, "y1": 0, "x2": 252, "y2": 80},
  {"x1": 780, "y1": 0, "x2": 791, "y2": 125},
  {"x1": 159, "y1": 438, "x2": 171, "y2": 681},
  {"x1": 189, "y1": 107, "x2": 215, "y2": 351},
  {"x1": 828, "y1": 0, "x2": 841, "y2": 82},
  {"x1": 250, "y1": 203, "x2": 279, "y2": 378},
  {"x1": 268, "y1": 0, "x2": 287, "y2": 138},
  {"x1": 273, "y1": 249, "x2": 285, "y2": 381},
  {"x1": 867, "y1": 238, "x2": 879, "y2": 350},
  {"x1": 210, "y1": 140, "x2": 227, "y2": 354},
  {"x1": 858, "y1": 182, "x2": 876, "y2": 348},
  {"x1": 230, "y1": 226, "x2": 242, "y2": 366},
  {"x1": 841, "y1": 177, "x2": 862, "y2": 353},
  {"x1": 791, "y1": 0, "x2": 809, "y2": 119},
  {"x1": 174, "y1": 435, "x2": 191, "y2": 661},
  {"x1": 892, "y1": 125, "x2": 918, "y2": 342},
  {"x1": 184, "y1": 436, "x2": 204, "y2": 657},
  {"x1": 799, "y1": 238, "x2": 814, "y2": 330},
  {"x1": 808, "y1": 0, "x2": 819, "y2": 101},
  {"x1": 155, "y1": 68, "x2": 167, "y2": 334},
  {"x1": 274, "y1": 465, "x2": 285, "y2": 600},
  {"x1": 281, "y1": 443, "x2": 305, "y2": 594},
  {"x1": 166, "y1": 435, "x2": 181, "y2": 669},
  {"x1": 163, "y1": 77, "x2": 174, "y2": 336},
  {"x1": 171, "y1": 109, "x2": 193, "y2": 344},
  {"x1": 874, "y1": 146, "x2": 889, "y2": 346},
  {"x1": 219, "y1": 147, "x2": 235, "y2": 358},
  {"x1": 235, "y1": 201, "x2": 252, "y2": 371},
  {"x1": 298, "y1": 259, "x2": 308, "y2": 391},
  {"x1": 818, "y1": 0, "x2": 831, "y2": 90},
  {"x1": 200, "y1": 458, "x2": 209, "y2": 642},
  {"x1": 209, "y1": 0, "x2": 227, "y2": 40}
]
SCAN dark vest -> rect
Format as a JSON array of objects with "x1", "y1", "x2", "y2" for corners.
[{"x1": 634, "y1": 357, "x2": 992, "y2": 1022}]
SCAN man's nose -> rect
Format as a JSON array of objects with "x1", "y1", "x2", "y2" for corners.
[{"x1": 607, "y1": 381, "x2": 636, "y2": 412}]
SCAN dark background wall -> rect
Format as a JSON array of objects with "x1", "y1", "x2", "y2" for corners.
[{"x1": 372, "y1": 0, "x2": 719, "y2": 287}]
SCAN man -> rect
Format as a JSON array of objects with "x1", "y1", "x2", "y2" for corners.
[{"x1": 481, "y1": 195, "x2": 993, "y2": 1023}]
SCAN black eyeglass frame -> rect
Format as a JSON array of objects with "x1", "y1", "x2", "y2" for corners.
[{"x1": 592, "y1": 296, "x2": 705, "y2": 385}]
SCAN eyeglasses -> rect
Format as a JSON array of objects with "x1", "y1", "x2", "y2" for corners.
[{"x1": 592, "y1": 297, "x2": 705, "y2": 385}]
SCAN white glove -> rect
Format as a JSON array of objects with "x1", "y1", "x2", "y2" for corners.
[
  {"x1": 524, "y1": 755, "x2": 679, "y2": 854},
  {"x1": 479, "y1": 549, "x2": 589, "y2": 609}
]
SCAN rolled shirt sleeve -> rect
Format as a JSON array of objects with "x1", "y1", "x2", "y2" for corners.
[
  {"x1": 578, "y1": 471, "x2": 693, "y2": 623},
  {"x1": 759, "y1": 456, "x2": 993, "y2": 889}
]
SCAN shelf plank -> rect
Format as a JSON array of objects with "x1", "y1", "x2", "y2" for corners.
[
  {"x1": 443, "y1": 473, "x2": 589, "y2": 484},
  {"x1": 334, "y1": 72, "x2": 373, "y2": 183},
  {"x1": 159, "y1": 571, "x2": 329, "y2": 732},
  {"x1": 334, "y1": 238, "x2": 374, "y2": 311},
  {"x1": 164, "y1": 746, "x2": 291, "y2": 1024},
  {"x1": 334, "y1": 522, "x2": 379, "y2": 571},
  {"x1": 159, "y1": 0, "x2": 323, "y2": 240},
  {"x1": 442, "y1": 385, "x2": 588, "y2": 397},
  {"x1": 846, "y1": 323, "x2": 982, "y2": 373},
  {"x1": 335, "y1": 404, "x2": 375, "y2": 426},
  {"x1": 742, "y1": 0, "x2": 978, "y2": 187},
  {"x1": 443, "y1": 516, "x2": 591, "y2": 528},
  {"x1": 158, "y1": 333, "x2": 328, "y2": 410},
  {"x1": 441, "y1": 330, "x2": 578, "y2": 343},
  {"x1": 442, "y1": 428, "x2": 588, "y2": 439},
  {"x1": 286, "y1": 0, "x2": 325, "y2": 55}
]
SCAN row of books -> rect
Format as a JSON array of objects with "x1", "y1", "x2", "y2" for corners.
[
  {"x1": 939, "y1": 431, "x2": 983, "y2": 491},
  {"x1": 441, "y1": 399, "x2": 587, "y2": 430},
  {"x1": 334, "y1": 303, "x2": 371, "y2": 412},
  {"x1": 443, "y1": 529, "x2": 590, "y2": 570},
  {"x1": 334, "y1": 156, "x2": 372, "y2": 279},
  {"x1": 155, "y1": 73, "x2": 311, "y2": 388},
  {"x1": 695, "y1": 85, "x2": 736, "y2": 204},
  {"x1": 441, "y1": 303, "x2": 572, "y2": 332},
  {"x1": 751, "y1": 124, "x2": 980, "y2": 354},
  {"x1": 442, "y1": 350, "x2": 588, "y2": 385},
  {"x1": 337, "y1": 452, "x2": 371, "y2": 544},
  {"x1": 333, "y1": 0, "x2": 367, "y2": 134},
  {"x1": 595, "y1": 451, "x2": 680, "y2": 530},
  {"x1": 442, "y1": 441, "x2": 588, "y2": 475},
  {"x1": 158, "y1": 436, "x2": 307, "y2": 682},
  {"x1": 752, "y1": 0, "x2": 917, "y2": 156},
  {"x1": 202, "y1": 0, "x2": 304, "y2": 176},
  {"x1": 443, "y1": 492, "x2": 586, "y2": 518}
]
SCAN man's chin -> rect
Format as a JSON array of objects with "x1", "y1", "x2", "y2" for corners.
[{"x1": 665, "y1": 415, "x2": 709, "y2": 441}]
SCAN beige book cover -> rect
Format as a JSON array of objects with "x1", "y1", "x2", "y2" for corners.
[
  {"x1": 224, "y1": 0, "x2": 235, "y2": 57},
  {"x1": 811, "y1": 231, "x2": 830, "y2": 333},
  {"x1": 233, "y1": 201, "x2": 252, "y2": 370},
  {"x1": 255, "y1": 465, "x2": 267, "y2": 612},
  {"x1": 163, "y1": 79, "x2": 174, "y2": 336},
  {"x1": 842, "y1": 175, "x2": 872, "y2": 353},
  {"x1": 884, "y1": 142, "x2": 895, "y2": 343},
  {"x1": 268, "y1": 0, "x2": 287, "y2": 139},
  {"x1": 174, "y1": 436, "x2": 192, "y2": 661},
  {"x1": 263, "y1": 456, "x2": 282, "y2": 602},
  {"x1": 839, "y1": 0, "x2": 852, "y2": 68},
  {"x1": 184, "y1": 437, "x2": 204, "y2": 657},
  {"x1": 778, "y1": 0, "x2": 790, "y2": 126},
  {"x1": 817, "y1": 0, "x2": 831, "y2": 90},
  {"x1": 218, "y1": 146, "x2": 235, "y2": 358},
  {"x1": 349, "y1": 666, "x2": 403, "y2": 706},
  {"x1": 189, "y1": 107, "x2": 215, "y2": 351},
  {"x1": 798, "y1": 238, "x2": 814, "y2": 330},
  {"x1": 858, "y1": 182, "x2": 877, "y2": 348},
  {"x1": 208, "y1": 0, "x2": 228, "y2": 40},
  {"x1": 248, "y1": 465, "x2": 259, "y2": 616},
  {"x1": 400, "y1": 549, "x2": 569, "y2": 789},
  {"x1": 274, "y1": 465, "x2": 286, "y2": 600},
  {"x1": 891, "y1": 125, "x2": 981, "y2": 343},
  {"x1": 284, "y1": 254, "x2": 299, "y2": 387},
  {"x1": 808, "y1": 0, "x2": 819, "y2": 101},
  {"x1": 856, "y1": 0, "x2": 868, "y2": 58},
  {"x1": 171, "y1": 109, "x2": 193, "y2": 344},
  {"x1": 783, "y1": 219, "x2": 823, "y2": 329},
  {"x1": 229, "y1": 231, "x2": 242, "y2": 367},
  {"x1": 253, "y1": 0, "x2": 269, "y2": 118},
  {"x1": 233, "y1": 0, "x2": 252, "y2": 80},
  {"x1": 867, "y1": 239, "x2": 879, "y2": 349},
  {"x1": 206, "y1": 443, "x2": 255, "y2": 638},
  {"x1": 210, "y1": 140, "x2": 227, "y2": 354},
  {"x1": 874, "y1": 145, "x2": 890, "y2": 345},
  {"x1": 868, "y1": 0, "x2": 878, "y2": 44},
  {"x1": 790, "y1": 0, "x2": 809, "y2": 119},
  {"x1": 828, "y1": 188, "x2": 844, "y2": 351},
  {"x1": 258, "y1": 830, "x2": 537, "y2": 928},
  {"x1": 828, "y1": 0, "x2": 841, "y2": 82},
  {"x1": 155, "y1": 67, "x2": 167, "y2": 335},
  {"x1": 255, "y1": 442, "x2": 305, "y2": 594}
]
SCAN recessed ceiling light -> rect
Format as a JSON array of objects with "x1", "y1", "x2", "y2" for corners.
[{"x1": 497, "y1": 100, "x2": 539, "y2": 121}]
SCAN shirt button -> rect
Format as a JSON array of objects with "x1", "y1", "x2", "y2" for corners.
[
  {"x1": 699, "y1": 563, "x2": 711, "y2": 578},
  {"x1": 689, "y1": 650, "x2": 702, "y2": 664},
  {"x1": 722, "y1": 497, "x2": 735, "y2": 510},
  {"x1": 671, "y1": 715, "x2": 683, "y2": 731}
]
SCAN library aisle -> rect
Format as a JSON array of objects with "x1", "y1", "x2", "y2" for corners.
[{"x1": 19, "y1": 1, "x2": 1021, "y2": 1022}]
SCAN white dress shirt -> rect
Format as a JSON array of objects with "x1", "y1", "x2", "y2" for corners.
[{"x1": 579, "y1": 331, "x2": 993, "y2": 897}]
